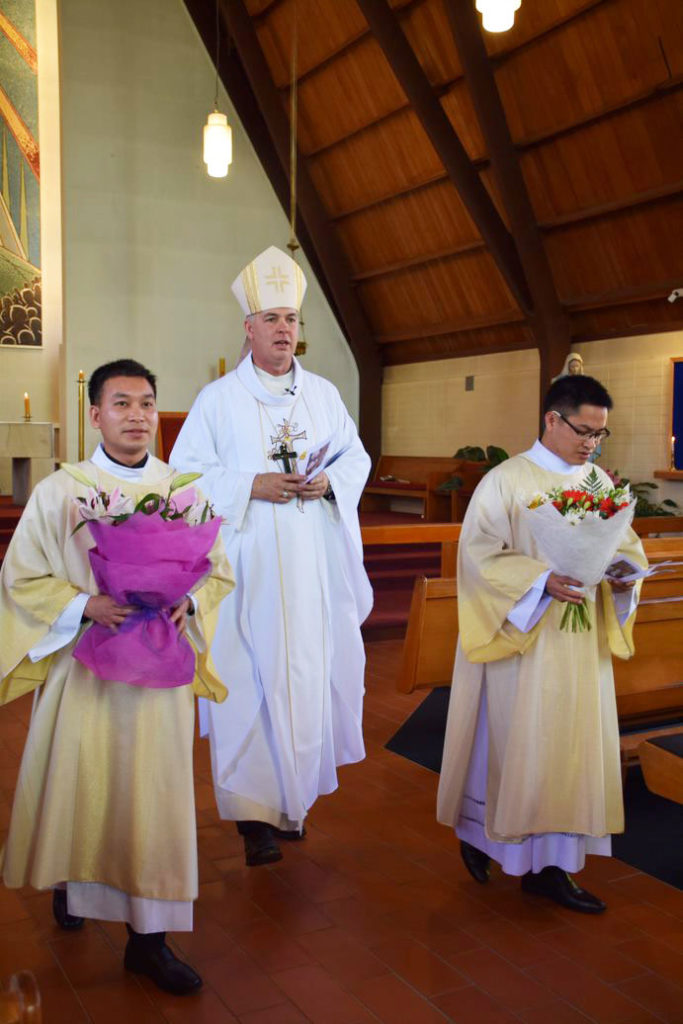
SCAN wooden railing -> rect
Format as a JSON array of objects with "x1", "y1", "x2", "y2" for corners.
[{"x1": 361, "y1": 522, "x2": 462, "y2": 576}]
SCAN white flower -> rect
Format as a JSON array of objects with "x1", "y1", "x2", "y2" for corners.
[
  {"x1": 563, "y1": 510, "x2": 584, "y2": 526},
  {"x1": 107, "y1": 487, "x2": 135, "y2": 517},
  {"x1": 77, "y1": 487, "x2": 109, "y2": 521},
  {"x1": 180, "y1": 499, "x2": 215, "y2": 526}
]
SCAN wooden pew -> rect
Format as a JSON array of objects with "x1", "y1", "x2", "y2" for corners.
[
  {"x1": 633, "y1": 515, "x2": 683, "y2": 537},
  {"x1": 614, "y1": 551, "x2": 683, "y2": 727},
  {"x1": 396, "y1": 537, "x2": 683, "y2": 705},
  {"x1": 361, "y1": 456, "x2": 485, "y2": 522},
  {"x1": 638, "y1": 734, "x2": 683, "y2": 804},
  {"x1": 398, "y1": 576, "x2": 458, "y2": 694}
]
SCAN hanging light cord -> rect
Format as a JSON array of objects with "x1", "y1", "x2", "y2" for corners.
[
  {"x1": 288, "y1": 1, "x2": 298, "y2": 252},
  {"x1": 214, "y1": 0, "x2": 220, "y2": 109}
]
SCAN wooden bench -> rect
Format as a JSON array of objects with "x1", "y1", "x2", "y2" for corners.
[
  {"x1": 397, "y1": 537, "x2": 683, "y2": 705},
  {"x1": 361, "y1": 456, "x2": 485, "y2": 522},
  {"x1": 614, "y1": 539, "x2": 683, "y2": 777},
  {"x1": 633, "y1": 515, "x2": 683, "y2": 537},
  {"x1": 638, "y1": 734, "x2": 683, "y2": 804}
]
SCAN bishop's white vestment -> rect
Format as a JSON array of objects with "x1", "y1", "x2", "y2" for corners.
[
  {"x1": 171, "y1": 355, "x2": 373, "y2": 829},
  {"x1": 0, "y1": 448, "x2": 234, "y2": 930},
  {"x1": 436, "y1": 442, "x2": 647, "y2": 873}
]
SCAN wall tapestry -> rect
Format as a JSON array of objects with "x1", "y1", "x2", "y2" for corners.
[{"x1": 0, "y1": 0, "x2": 41, "y2": 347}]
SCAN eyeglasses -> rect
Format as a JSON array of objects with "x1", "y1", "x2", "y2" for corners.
[{"x1": 551, "y1": 410, "x2": 610, "y2": 444}]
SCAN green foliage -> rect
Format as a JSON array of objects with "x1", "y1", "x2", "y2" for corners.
[
  {"x1": 436, "y1": 475, "x2": 463, "y2": 492},
  {"x1": 437, "y1": 445, "x2": 510, "y2": 492},
  {"x1": 608, "y1": 469, "x2": 681, "y2": 517},
  {"x1": 581, "y1": 467, "x2": 603, "y2": 497},
  {"x1": 453, "y1": 445, "x2": 486, "y2": 461},
  {"x1": 629, "y1": 482, "x2": 680, "y2": 518}
]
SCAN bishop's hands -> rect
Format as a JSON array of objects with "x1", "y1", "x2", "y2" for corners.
[
  {"x1": 251, "y1": 471, "x2": 330, "y2": 503},
  {"x1": 297, "y1": 471, "x2": 330, "y2": 501}
]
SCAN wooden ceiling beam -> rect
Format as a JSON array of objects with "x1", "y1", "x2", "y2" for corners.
[
  {"x1": 351, "y1": 240, "x2": 487, "y2": 282},
  {"x1": 566, "y1": 279, "x2": 683, "y2": 311},
  {"x1": 356, "y1": 0, "x2": 532, "y2": 314},
  {"x1": 382, "y1": 336, "x2": 534, "y2": 365},
  {"x1": 217, "y1": 0, "x2": 383, "y2": 461},
  {"x1": 571, "y1": 319, "x2": 683, "y2": 344},
  {"x1": 283, "y1": 0, "x2": 420, "y2": 89},
  {"x1": 282, "y1": 0, "x2": 606, "y2": 96},
  {"x1": 541, "y1": 182, "x2": 682, "y2": 231},
  {"x1": 444, "y1": 0, "x2": 571, "y2": 389},
  {"x1": 376, "y1": 309, "x2": 526, "y2": 344},
  {"x1": 309, "y1": 72, "x2": 681, "y2": 173},
  {"x1": 520, "y1": 76, "x2": 683, "y2": 152}
]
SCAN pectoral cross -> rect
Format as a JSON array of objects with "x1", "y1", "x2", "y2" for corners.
[
  {"x1": 268, "y1": 419, "x2": 308, "y2": 512},
  {"x1": 270, "y1": 419, "x2": 307, "y2": 452}
]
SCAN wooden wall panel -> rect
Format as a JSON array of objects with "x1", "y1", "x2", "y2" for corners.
[
  {"x1": 356, "y1": 253, "x2": 518, "y2": 336},
  {"x1": 546, "y1": 200, "x2": 683, "y2": 298},
  {"x1": 494, "y1": 0, "x2": 683, "y2": 143},
  {"x1": 382, "y1": 324, "x2": 535, "y2": 364},
  {"x1": 480, "y1": 0, "x2": 607, "y2": 58},
  {"x1": 296, "y1": 38, "x2": 406, "y2": 156},
  {"x1": 439, "y1": 81, "x2": 487, "y2": 162},
  {"x1": 306, "y1": 110, "x2": 445, "y2": 217},
  {"x1": 253, "y1": 0, "x2": 368, "y2": 87},
  {"x1": 520, "y1": 92, "x2": 683, "y2": 221},
  {"x1": 401, "y1": 0, "x2": 462, "y2": 82},
  {"x1": 335, "y1": 181, "x2": 479, "y2": 272},
  {"x1": 570, "y1": 300, "x2": 683, "y2": 341}
]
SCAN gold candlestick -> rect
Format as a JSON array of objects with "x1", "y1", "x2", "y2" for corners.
[
  {"x1": 78, "y1": 370, "x2": 85, "y2": 461},
  {"x1": 23, "y1": 391, "x2": 31, "y2": 421}
]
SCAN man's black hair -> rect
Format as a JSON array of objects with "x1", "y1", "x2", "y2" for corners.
[
  {"x1": 542, "y1": 374, "x2": 613, "y2": 416},
  {"x1": 88, "y1": 359, "x2": 157, "y2": 405}
]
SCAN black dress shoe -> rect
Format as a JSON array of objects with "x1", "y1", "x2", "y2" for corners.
[
  {"x1": 124, "y1": 929, "x2": 202, "y2": 995},
  {"x1": 236, "y1": 821, "x2": 283, "y2": 866},
  {"x1": 521, "y1": 866, "x2": 606, "y2": 914},
  {"x1": 270, "y1": 824, "x2": 307, "y2": 841},
  {"x1": 52, "y1": 888, "x2": 85, "y2": 930},
  {"x1": 460, "y1": 841, "x2": 491, "y2": 884}
]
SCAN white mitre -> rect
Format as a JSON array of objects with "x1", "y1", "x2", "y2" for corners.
[{"x1": 231, "y1": 245, "x2": 307, "y2": 315}]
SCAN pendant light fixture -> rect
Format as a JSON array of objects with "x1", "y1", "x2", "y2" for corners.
[
  {"x1": 203, "y1": 0, "x2": 232, "y2": 177},
  {"x1": 286, "y1": 1, "x2": 308, "y2": 356},
  {"x1": 475, "y1": 0, "x2": 522, "y2": 34}
]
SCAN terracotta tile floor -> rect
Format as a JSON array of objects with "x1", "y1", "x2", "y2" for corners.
[{"x1": 1, "y1": 640, "x2": 682, "y2": 1023}]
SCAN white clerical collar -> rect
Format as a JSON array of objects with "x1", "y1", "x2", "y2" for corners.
[
  {"x1": 236, "y1": 352, "x2": 302, "y2": 405},
  {"x1": 523, "y1": 439, "x2": 582, "y2": 475},
  {"x1": 91, "y1": 443, "x2": 149, "y2": 481},
  {"x1": 253, "y1": 363, "x2": 295, "y2": 396}
]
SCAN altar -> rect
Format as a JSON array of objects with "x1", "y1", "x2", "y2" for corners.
[{"x1": 0, "y1": 422, "x2": 57, "y2": 505}]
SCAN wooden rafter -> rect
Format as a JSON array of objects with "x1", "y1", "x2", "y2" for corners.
[
  {"x1": 209, "y1": 0, "x2": 383, "y2": 461},
  {"x1": 375, "y1": 309, "x2": 526, "y2": 344},
  {"x1": 356, "y1": 0, "x2": 532, "y2": 315},
  {"x1": 444, "y1": 0, "x2": 571, "y2": 387},
  {"x1": 351, "y1": 240, "x2": 486, "y2": 282}
]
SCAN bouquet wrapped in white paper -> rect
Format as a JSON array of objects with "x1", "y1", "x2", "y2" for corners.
[{"x1": 521, "y1": 468, "x2": 636, "y2": 631}]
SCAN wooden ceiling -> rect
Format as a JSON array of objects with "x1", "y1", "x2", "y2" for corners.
[{"x1": 186, "y1": 0, "x2": 683, "y2": 448}]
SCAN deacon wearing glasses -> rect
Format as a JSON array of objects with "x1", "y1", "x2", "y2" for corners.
[{"x1": 437, "y1": 374, "x2": 646, "y2": 913}]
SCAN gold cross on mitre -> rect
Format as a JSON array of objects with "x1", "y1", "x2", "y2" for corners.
[{"x1": 265, "y1": 265, "x2": 290, "y2": 293}]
